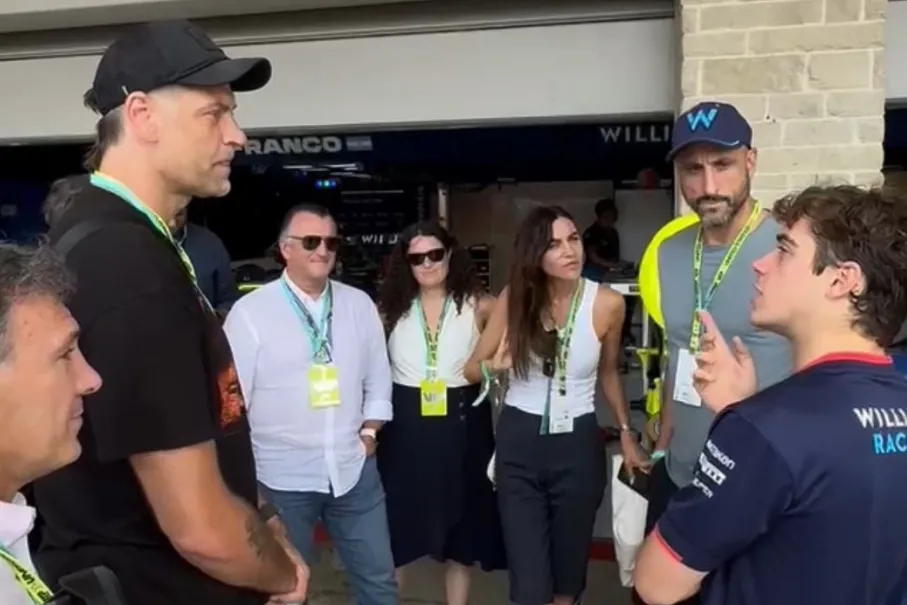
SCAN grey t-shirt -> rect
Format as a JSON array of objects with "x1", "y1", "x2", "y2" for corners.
[{"x1": 658, "y1": 215, "x2": 792, "y2": 488}]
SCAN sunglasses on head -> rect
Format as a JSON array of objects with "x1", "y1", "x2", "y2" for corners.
[
  {"x1": 407, "y1": 248, "x2": 446, "y2": 266},
  {"x1": 288, "y1": 235, "x2": 342, "y2": 252}
]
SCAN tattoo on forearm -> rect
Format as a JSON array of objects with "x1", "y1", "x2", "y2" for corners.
[{"x1": 244, "y1": 510, "x2": 287, "y2": 563}]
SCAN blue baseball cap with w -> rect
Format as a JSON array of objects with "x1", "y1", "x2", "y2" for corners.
[{"x1": 667, "y1": 101, "x2": 753, "y2": 161}]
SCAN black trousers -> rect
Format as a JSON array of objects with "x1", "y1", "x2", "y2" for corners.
[
  {"x1": 495, "y1": 405, "x2": 607, "y2": 605},
  {"x1": 632, "y1": 459, "x2": 701, "y2": 605}
]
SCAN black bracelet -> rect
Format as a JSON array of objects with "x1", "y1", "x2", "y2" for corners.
[{"x1": 259, "y1": 502, "x2": 280, "y2": 522}]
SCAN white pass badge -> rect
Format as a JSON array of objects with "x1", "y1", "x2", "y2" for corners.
[
  {"x1": 673, "y1": 348, "x2": 702, "y2": 407},
  {"x1": 550, "y1": 410, "x2": 575, "y2": 434}
]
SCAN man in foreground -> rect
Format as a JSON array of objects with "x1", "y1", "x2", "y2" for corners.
[
  {"x1": 0, "y1": 243, "x2": 102, "y2": 605},
  {"x1": 635, "y1": 185, "x2": 907, "y2": 605},
  {"x1": 26, "y1": 171, "x2": 89, "y2": 553},
  {"x1": 31, "y1": 20, "x2": 307, "y2": 605}
]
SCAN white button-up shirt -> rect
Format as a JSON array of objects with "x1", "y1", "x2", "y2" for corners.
[
  {"x1": 0, "y1": 493, "x2": 42, "y2": 605},
  {"x1": 224, "y1": 277, "x2": 393, "y2": 497}
]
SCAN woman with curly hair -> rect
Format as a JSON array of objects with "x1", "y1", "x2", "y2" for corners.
[{"x1": 376, "y1": 222, "x2": 506, "y2": 604}]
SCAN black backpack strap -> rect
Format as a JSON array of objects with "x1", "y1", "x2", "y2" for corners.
[
  {"x1": 53, "y1": 217, "x2": 117, "y2": 259},
  {"x1": 52, "y1": 566, "x2": 129, "y2": 604}
]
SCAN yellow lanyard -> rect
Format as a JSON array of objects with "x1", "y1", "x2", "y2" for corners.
[
  {"x1": 416, "y1": 297, "x2": 451, "y2": 380},
  {"x1": 89, "y1": 172, "x2": 211, "y2": 310},
  {"x1": 540, "y1": 280, "x2": 583, "y2": 435},
  {"x1": 552, "y1": 281, "x2": 583, "y2": 397},
  {"x1": 688, "y1": 203, "x2": 761, "y2": 352},
  {"x1": 0, "y1": 546, "x2": 53, "y2": 604}
]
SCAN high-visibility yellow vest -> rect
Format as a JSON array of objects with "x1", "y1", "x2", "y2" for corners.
[{"x1": 637, "y1": 213, "x2": 700, "y2": 418}]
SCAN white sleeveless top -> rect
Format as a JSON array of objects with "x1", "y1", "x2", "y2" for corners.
[
  {"x1": 388, "y1": 297, "x2": 480, "y2": 388},
  {"x1": 505, "y1": 279, "x2": 601, "y2": 417}
]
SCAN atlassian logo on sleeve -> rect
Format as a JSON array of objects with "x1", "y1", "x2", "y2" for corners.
[
  {"x1": 691, "y1": 438, "x2": 736, "y2": 499},
  {"x1": 685, "y1": 108, "x2": 718, "y2": 131},
  {"x1": 853, "y1": 407, "x2": 907, "y2": 454}
]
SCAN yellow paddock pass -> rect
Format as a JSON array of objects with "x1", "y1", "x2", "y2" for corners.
[
  {"x1": 308, "y1": 364, "x2": 341, "y2": 408},
  {"x1": 420, "y1": 379, "x2": 448, "y2": 417}
]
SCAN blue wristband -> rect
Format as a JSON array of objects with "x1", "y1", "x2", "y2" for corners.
[{"x1": 651, "y1": 449, "x2": 666, "y2": 461}]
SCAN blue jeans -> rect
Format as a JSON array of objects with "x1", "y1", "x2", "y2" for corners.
[{"x1": 260, "y1": 457, "x2": 398, "y2": 605}]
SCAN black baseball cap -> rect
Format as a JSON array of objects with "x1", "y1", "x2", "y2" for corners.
[
  {"x1": 667, "y1": 101, "x2": 753, "y2": 161},
  {"x1": 86, "y1": 20, "x2": 272, "y2": 115}
]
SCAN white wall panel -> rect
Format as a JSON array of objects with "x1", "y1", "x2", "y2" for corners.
[
  {"x1": 0, "y1": 0, "x2": 427, "y2": 33},
  {"x1": 0, "y1": 18, "x2": 676, "y2": 142}
]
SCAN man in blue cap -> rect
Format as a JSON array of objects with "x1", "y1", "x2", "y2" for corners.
[{"x1": 631, "y1": 102, "x2": 792, "y2": 604}]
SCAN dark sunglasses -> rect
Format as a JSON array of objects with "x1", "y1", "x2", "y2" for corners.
[
  {"x1": 407, "y1": 248, "x2": 446, "y2": 266},
  {"x1": 288, "y1": 235, "x2": 342, "y2": 252}
]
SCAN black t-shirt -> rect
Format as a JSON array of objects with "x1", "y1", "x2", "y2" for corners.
[
  {"x1": 657, "y1": 355, "x2": 907, "y2": 605},
  {"x1": 32, "y1": 185, "x2": 264, "y2": 605},
  {"x1": 582, "y1": 223, "x2": 621, "y2": 264}
]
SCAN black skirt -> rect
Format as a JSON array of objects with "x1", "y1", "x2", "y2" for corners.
[{"x1": 376, "y1": 382, "x2": 507, "y2": 571}]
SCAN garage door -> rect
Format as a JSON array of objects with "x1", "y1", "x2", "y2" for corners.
[{"x1": 0, "y1": 0, "x2": 676, "y2": 142}]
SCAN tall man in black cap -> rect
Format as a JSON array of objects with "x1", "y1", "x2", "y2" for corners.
[{"x1": 31, "y1": 21, "x2": 308, "y2": 605}]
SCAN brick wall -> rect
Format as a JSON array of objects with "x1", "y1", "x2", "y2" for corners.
[{"x1": 677, "y1": 0, "x2": 887, "y2": 204}]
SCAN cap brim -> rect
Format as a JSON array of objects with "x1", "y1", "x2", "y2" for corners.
[
  {"x1": 179, "y1": 57, "x2": 272, "y2": 92},
  {"x1": 666, "y1": 138, "x2": 745, "y2": 161}
]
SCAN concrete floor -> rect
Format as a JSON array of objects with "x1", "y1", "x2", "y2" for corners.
[{"x1": 307, "y1": 546, "x2": 633, "y2": 605}]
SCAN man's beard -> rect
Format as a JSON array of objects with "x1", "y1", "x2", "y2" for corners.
[{"x1": 691, "y1": 177, "x2": 750, "y2": 229}]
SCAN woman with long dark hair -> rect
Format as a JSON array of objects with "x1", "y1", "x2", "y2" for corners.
[
  {"x1": 376, "y1": 222, "x2": 506, "y2": 605},
  {"x1": 464, "y1": 205, "x2": 646, "y2": 605}
]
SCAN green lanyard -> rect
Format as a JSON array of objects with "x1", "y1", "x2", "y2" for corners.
[
  {"x1": 416, "y1": 297, "x2": 451, "y2": 380},
  {"x1": 688, "y1": 203, "x2": 761, "y2": 351},
  {"x1": 0, "y1": 545, "x2": 53, "y2": 604},
  {"x1": 89, "y1": 172, "x2": 211, "y2": 310},
  {"x1": 540, "y1": 280, "x2": 584, "y2": 434}
]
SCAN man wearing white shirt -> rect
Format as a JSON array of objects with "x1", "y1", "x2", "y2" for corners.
[
  {"x1": 0, "y1": 244, "x2": 102, "y2": 605},
  {"x1": 224, "y1": 204, "x2": 396, "y2": 605}
]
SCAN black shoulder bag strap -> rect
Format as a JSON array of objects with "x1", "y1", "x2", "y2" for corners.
[{"x1": 53, "y1": 217, "x2": 118, "y2": 259}]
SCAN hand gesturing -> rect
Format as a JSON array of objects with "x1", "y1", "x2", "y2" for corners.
[{"x1": 692, "y1": 310, "x2": 756, "y2": 413}]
